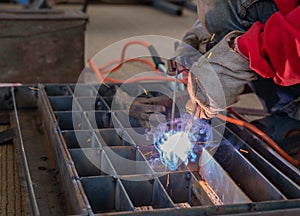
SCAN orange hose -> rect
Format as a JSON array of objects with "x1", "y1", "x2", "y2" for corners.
[
  {"x1": 99, "y1": 58, "x2": 160, "y2": 74},
  {"x1": 89, "y1": 40, "x2": 175, "y2": 83},
  {"x1": 89, "y1": 58, "x2": 183, "y2": 84},
  {"x1": 217, "y1": 113, "x2": 299, "y2": 166},
  {"x1": 89, "y1": 58, "x2": 105, "y2": 84},
  {"x1": 104, "y1": 40, "x2": 153, "y2": 74}
]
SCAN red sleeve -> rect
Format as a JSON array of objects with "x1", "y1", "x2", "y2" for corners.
[{"x1": 237, "y1": 5, "x2": 300, "y2": 86}]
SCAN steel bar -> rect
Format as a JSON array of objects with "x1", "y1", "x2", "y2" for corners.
[
  {"x1": 224, "y1": 120, "x2": 300, "y2": 185},
  {"x1": 199, "y1": 148, "x2": 251, "y2": 204},
  {"x1": 11, "y1": 87, "x2": 40, "y2": 216},
  {"x1": 223, "y1": 126, "x2": 300, "y2": 199}
]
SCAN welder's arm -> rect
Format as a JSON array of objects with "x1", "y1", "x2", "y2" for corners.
[
  {"x1": 186, "y1": 31, "x2": 257, "y2": 119},
  {"x1": 129, "y1": 95, "x2": 171, "y2": 128},
  {"x1": 236, "y1": 6, "x2": 300, "y2": 86},
  {"x1": 114, "y1": 88, "x2": 171, "y2": 128}
]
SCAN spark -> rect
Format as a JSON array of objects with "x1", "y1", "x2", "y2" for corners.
[
  {"x1": 240, "y1": 149, "x2": 248, "y2": 154},
  {"x1": 209, "y1": 33, "x2": 216, "y2": 42},
  {"x1": 28, "y1": 87, "x2": 40, "y2": 91},
  {"x1": 143, "y1": 88, "x2": 148, "y2": 96},
  {"x1": 207, "y1": 52, "x2": 213, "y2": 59},
  {"x1": 143, "y1": 151, "x2": 152, "y2": 157},
  {"x1": 166, "y1": 173, "x2": 170, "y2": 188}
]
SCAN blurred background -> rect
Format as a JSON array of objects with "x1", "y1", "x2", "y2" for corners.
[{"x1": 0, "y1": 0, "x2": 262, "y2": 119}]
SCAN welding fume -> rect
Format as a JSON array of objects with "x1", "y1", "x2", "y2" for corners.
[{"x1": 121, "y1": 0, "x2": 300, "y2": 170}]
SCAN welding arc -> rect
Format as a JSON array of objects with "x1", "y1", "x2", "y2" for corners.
[
  {"x1": 217, "y1": 114, "x2": 300, "y2": 166},
  {"x1": 89, "y1": 40, "x2": 186, "y2": 84}
]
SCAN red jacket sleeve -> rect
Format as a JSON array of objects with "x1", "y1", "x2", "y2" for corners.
[{"x1": 237, "y1": 5, "x2": 300, "y2": 86}]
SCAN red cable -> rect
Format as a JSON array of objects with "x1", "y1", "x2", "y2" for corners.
[
  {"x1": 90, "y1": 40, "x2": 176, "y2": 83},
  {"x1": 103, "y1": 40, "x2": 154, "y2": 74},
  {"x1": 89, "y1": 58, "x2": 105, "y2": 84},
  {"x1": 90, "y1": 58, "x2": 181, "y2": 83},
  {"x1": 89, "y1": 40, "x2": 186, "y2": 83},
  {"x1": 99, "y1": 58, "x2": 160, "y2": 74}
]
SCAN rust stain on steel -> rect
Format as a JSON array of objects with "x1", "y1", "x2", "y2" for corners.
[
  {"x1": 198, "y1": 180, "x2": 223, "y2": 205},
  {"x1": 174, "y1": 202, "x2": 191, "y2": 208}
]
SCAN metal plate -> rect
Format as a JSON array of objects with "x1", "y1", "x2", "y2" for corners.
[{"x1": 0, "y1": 10, "x2": 87, "y2": 83}]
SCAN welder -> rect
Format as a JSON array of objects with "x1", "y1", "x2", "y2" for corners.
[
  {"x1": 122, "y1": 0, "x2": 300, "y2": 158},
  {"x1": 171, "y1": 0, "x2": 300, "y2": 156}
]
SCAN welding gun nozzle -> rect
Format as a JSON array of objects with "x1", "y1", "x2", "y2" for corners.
[{"x1": 167, "y1": 59, "x2": 178, "y2": 76}]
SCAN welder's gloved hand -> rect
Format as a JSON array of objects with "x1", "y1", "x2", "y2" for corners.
[
  {"x1": 114, "y1": 88, "x2": 171, "y2": 128},
  {"x1": 168, "y1": 22, "x2": 211, "y2": 76},
  {"x1": 129, "y1": 96, "x2": 172, "y2": 128},
  {"x1": 187, "y1": 31, "x2": 257, "y2": 119}
]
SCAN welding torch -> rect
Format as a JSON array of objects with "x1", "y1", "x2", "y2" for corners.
[
  {"x1": 149, "y1": 45, "x2": 188, "y2": 130},
  {"x1": 167, "y1": 60, "x2": 179, "y2": 131},
  {"x1": 150, "y1": 43, "x2": 205, "y2": 125},
  {"x1": 166, "y1": 59, "x2": 201, "y2": 132}
]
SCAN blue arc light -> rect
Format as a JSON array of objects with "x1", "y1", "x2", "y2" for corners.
[{"x1": 148, "y1": 113, "x2": 211, "y2": 171}]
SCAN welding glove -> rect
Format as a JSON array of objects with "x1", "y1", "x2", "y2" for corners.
[
  {"x1": 168, "y1": 22, "x2": 212, "y2": 76},
  {"x1": 129, "y1": 95, "x2": 172, "y2": 128},
  {"x1": 187, "y1": 31, "x2": 257, "y2": 119},
  {"x1": 114, "y1": 88, "x2": 172, "y2": 128}
]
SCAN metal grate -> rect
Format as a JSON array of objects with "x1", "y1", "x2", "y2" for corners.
[{"x1": 5, "y1": 83, "x2": 300, "y2": 215}]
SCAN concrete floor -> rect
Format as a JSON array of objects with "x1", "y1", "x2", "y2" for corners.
[
  {"x1": 80, "y1": 3, "x2": 199, "y2": 82},
  {"x1": 84, "y1": 3, "x2": 198, "y2": 60}
]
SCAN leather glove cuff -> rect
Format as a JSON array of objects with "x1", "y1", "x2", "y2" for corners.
[{"x1": 189, "y1": 31, "x2": 257, "y2": 118}]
